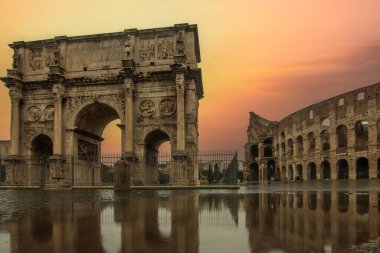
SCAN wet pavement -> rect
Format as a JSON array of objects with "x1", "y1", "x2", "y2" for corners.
[{"x1": 0, "y1": 180, "x2": 380, "y2": 253}]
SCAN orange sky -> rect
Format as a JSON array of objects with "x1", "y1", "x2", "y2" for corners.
[{"x1": 1, "y1": 0, "x2": 380, "y2": 154}]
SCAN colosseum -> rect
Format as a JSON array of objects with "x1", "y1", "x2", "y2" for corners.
[{"x1": 244, "y1": 82, "x2": 380, "y2": 182}]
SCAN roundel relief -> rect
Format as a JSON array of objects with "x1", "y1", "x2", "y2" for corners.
[
  {"x1": 43, "y1": 105, "x2": 55, "y2": 121},
  {"x1": 139, "y1": 99, "x2": 155, "y2": 116},
  {"x1": 159, "y1": 98, "x2": 176, "y2": 115},
  {"x1": 26, "y1": 106, "x2": 42, "y2": 121}
]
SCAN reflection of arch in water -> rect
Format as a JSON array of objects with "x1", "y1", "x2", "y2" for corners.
[
  {"x1": 337, "y1": 192, "x2": 349, "y2": 213},
  {"x1": 31, "y1": 210, "x2": 53, "y2": 243},
  {"x1": 356, "y1": 192, "x2": 369, "y2": 215}
]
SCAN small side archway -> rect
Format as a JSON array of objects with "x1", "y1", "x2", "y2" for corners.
[
  {"x1": 307, "y1": 162, "x2": 317, "y2": 180},
  {"x1": 31, "y1": 134, "x2": 53, "y2": 158}
]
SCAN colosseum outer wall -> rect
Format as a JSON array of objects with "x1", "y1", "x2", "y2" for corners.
[{"x1": 245, "y1": 82, "x2": 380, "y2": 182}]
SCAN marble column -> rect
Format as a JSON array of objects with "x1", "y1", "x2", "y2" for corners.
[
  {"x1": 124, "y1": 80, "x2": 134, "y2": 157},
  {"x1": 53, "y1": 94, "x2": 63, "y2": 155},
  {"x1": 175, "y1": 72, "x2": 186, "y2": 152},
  {"x1": 9, "y1": 89, "x2": 22, "y2": 156}
]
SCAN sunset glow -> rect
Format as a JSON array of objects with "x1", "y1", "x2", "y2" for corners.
[{"x1": 1, "y1": 0, "x2": 380, "y2": 153}]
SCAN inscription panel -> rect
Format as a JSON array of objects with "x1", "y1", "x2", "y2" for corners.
[{"x1": 66, "y1": 39, "x2": 124, "y2": 70}]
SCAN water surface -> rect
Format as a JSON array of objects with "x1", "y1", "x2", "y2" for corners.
[{"x1": 1, "y1": 180, "x2": 380, "y2": 253}]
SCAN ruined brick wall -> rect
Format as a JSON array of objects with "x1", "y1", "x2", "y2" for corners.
[{"x1": 245, "y1": 82, "x2": 380, "y2": 181}]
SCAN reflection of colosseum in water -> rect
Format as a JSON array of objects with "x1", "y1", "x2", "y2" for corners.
[{"x1": 244, "y1": 82, "x2": 380, "y2": 181}]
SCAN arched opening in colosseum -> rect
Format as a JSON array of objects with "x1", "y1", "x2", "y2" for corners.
[
  {"x1": 336, "y1": 125, "x2": 348, "y2": 148},
  {"x1": 355, "y1": 121, "x2": 368, "y2": 150},
  {"x1": 296, "y1": 164, "x2": 303, "y2": 180},
  {"x1": 307, "y1": 162, "x2": 317, "y2": 180},
  {"x1": 280, "y1": 142, "x2": 285, "y2": 156},
  {"x1": 377, "y1": 158, "x2": 380, "y2": 179},
  {"x1": 356, "y1": 157, "x2": 369, "y2": 179},
  {"x1": 337, "y1": 159, "x2": 349, "y2": 179},
  {"x1": 377, "y1": 119, "x2": 380, "y2": 141},
  {"x1": 307, "y1": 132, "x2": 315, "y2": 152},
  {"x1": 267, "y1": 160, "x2": 275, "y2": 180},
  {"x1": 320, "y1": 130, "x2": 330, "y2": 150},
  {"x1": 250, "y1": 144, "x2": 259, "y2": 158},
  {"x1": 263, "y1": 146, "x2": 273, "y2": 157},
  {"x1": 281, "y1": 166, "x2": 286, "y2": 180},
  {"x1": 321, "y1": 161, "x2": 331, "y2": 179},
  {"x1": 280, "y1": 131, "x2": 285, "y2": 141},
  {"x1": 263, "y1": 138, "x2": 272, "y2": 145},
  {"x1": 288, "y1": 165, "x2": 293, "y2": 180},
  {"x1": 249, "y1": 163, "x2": 259, "y2": 181},
  {"x1": 287, "y1": 139, "x2": 293, "y2": 157},
  {"x1": 337, "y1": 192, "x2": 349, "y2": 213},
  {"x1": 296, "y1": 136, "x2": 303, "y2": 156}
]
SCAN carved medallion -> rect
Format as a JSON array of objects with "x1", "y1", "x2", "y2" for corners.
[
  {"x1": 159, "y1": 98, "x2": 176, "y2": 115},
  {"x1": 139, "y1": 99, "x2": 155, "y2": 116},
  {"x1": 26, "y1": 106, "x2": 42, "y2": 122},
  {"x1": 43, "y1": 105, "x2": 55, "y2": 121},
  {"x1": 29, "y1": 48, "x2": 43, "y2": 71}
]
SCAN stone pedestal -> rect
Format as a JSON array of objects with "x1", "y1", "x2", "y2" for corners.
[
  {"x1": 4, "y1": 155, "x2": 25, "y2": 186},
  {"x1": 114, "y1": 160, "x2": 131, "y2": 191},
  {"x1": 46, "y1": 155, "x2": 68, "y2": 189}
]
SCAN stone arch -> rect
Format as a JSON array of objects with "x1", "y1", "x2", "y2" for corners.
[
  {"x1": 288, "y1": 164, "x2": 293, "y2": 180},
  {"x1": 296, "y1": 136, "x2": 303, "y2": 155},
  {"x1": 296, "y1": 164, "x2": 303, "y2": 180},
  {"x1": 249, "y1": 163, "x2": 259, "y2": 181},
  {"x1": 250, "y1": 144, "x2": 259, "y2": 158},
  {"x1": 287, "y1": 139, "x2": 293, "y2": 156},
  {"x1": 307, "y1": 132, "x2": 315, "y2": 151},
  {"x1": 336, "y1": 125, "x2": 348, "y2": 148},
  {"x1": 267, "y1": 160, "x2": 275, "y2": 180},
  {"x1": 263, "y1": 146, "x2": 272, "y2": 157},
  {"x1": 320, "y1": 130, "x2": 330, "y2": 150},
  {"x1": 356, "y1": 157, "x2": 369, "y2": 179},
  {"x1": 355, "y1": 121, "x2": 369, "y2": 150},
  {"x1": 337, "y1": 159, "x2": 349, "y2": 179},
  {"x1": 263, "y1": 138, "x2": 273, "y2": 145},
  {"x1": 321, "y1": 160, "x2": 331, "y2": 179},
  {"x1": 307, "y1": 162, "x2": 317, "y2": 180},
  {"x1": 31, "y1": 134, "x2": 53, "y2": 158},
  {"x1": 67, "y1": 98, "x2": 125, "y2": 129},
  {"x1": 27, "y1": 131, "x2": 54, "y2": 151}
]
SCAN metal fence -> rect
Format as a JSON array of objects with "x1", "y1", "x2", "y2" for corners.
[{"x1": 0, "y1": 151, "x2": 241, "y2": 188}]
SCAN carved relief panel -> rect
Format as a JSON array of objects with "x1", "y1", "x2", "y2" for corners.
[
  {"x1": 157, "y1": 37, "x2": 174, "y2": 60},
  {"x1": 159, "y1": 98, "x2": 176, "y2": 115},
  {"x1": 29, "y1": 48, "x2": 44, "y2": 71},
  {"x1": 78, "y1": 139, "x2": 98, "y2": 160},
  {"x1": 139, "y1": 38, "x2": 155, "y2": 62}
]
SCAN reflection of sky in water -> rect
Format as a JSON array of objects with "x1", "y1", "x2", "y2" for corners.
[
  {"x1": 0, "y1": 231, "x2": 10, "y2": 253},
  {"x1": 100, "y1": 206, "x2": 121, "y2": 253},
  {"x1": 158, "y1": 203, "x2": 172, "y2": 238},
  {"x1": 199, "y1": 207, "x2": 250, "y2": 253}
]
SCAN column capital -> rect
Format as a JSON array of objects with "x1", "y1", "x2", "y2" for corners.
[
  {"x1": 9, "y1": 86, "x2": 23, "y2": 103},
  {"x1": 52, "y1": 83, "x2": 66, "y2": 98}
]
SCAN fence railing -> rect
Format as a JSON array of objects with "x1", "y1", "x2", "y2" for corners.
[{"x1": 0, "y1": 151, "x2": 242, "y2": 188}]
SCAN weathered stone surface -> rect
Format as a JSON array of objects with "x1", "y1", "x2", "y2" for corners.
[
  {"x1": 244, "y1": 82, "x2": 380, "y2": 182},
  {"x1": 0, "y1": 24, "x2": 203, "y2": 188}
]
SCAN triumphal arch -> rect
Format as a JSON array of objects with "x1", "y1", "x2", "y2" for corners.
[{"x1": 1, "y1": 23, "x2": 203, "y2": 188}]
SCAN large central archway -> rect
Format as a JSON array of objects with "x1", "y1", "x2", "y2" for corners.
[{"x1": 73, "y1": 102, "x2": 122, "y2": 185}]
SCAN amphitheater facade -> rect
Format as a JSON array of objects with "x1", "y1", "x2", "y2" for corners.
[{"x1": 244, "y1": 82, "x2": 380, "y2": 181}]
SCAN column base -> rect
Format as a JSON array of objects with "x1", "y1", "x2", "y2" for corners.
[
  {"x1": 114, "y1": 160, "x2": 131, "y2": 191},
  {"x1": 46, "y1": 155, "x2": 69, "y2": 189}
]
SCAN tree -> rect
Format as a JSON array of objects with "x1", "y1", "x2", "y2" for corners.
[
  {"x1": 207, "y1": 164, "x2": 213, "y2": 185},
  {"x1": 213, "y1": 163, "x2": 221, "y2": 183}
]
